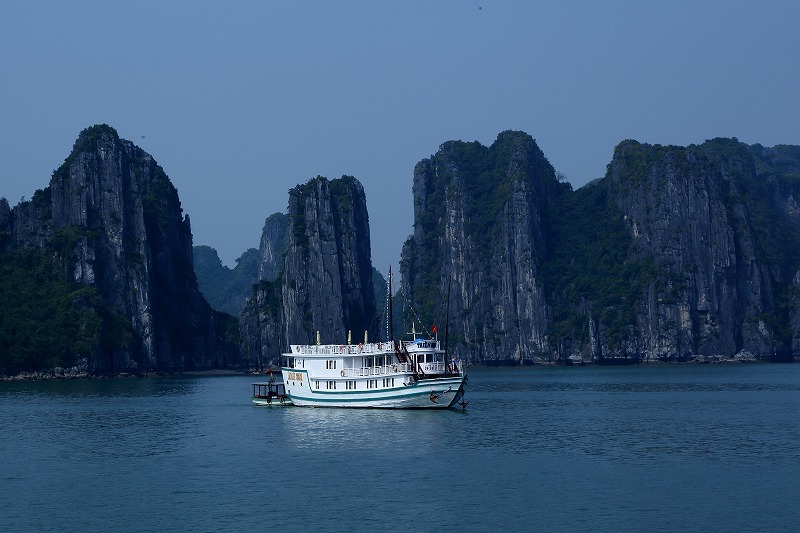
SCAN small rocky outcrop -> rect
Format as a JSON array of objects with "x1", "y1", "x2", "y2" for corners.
[
  {"x1": 193, "y1": 213, "x2": 288, "y2": 316},
  {"x1": 193, "y1": 245, "x2": 260, "y2": 315}
]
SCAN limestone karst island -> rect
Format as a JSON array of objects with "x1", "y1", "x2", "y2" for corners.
[{"x1": 2, "y1": 125, "x2": 800, "y2": 378}]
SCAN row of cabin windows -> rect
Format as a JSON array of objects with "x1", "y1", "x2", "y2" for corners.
[
  {"x1": 316, "y1": 379, "x2": 395, "y2": 390},
  {"x1": 363, "y1": 354, "x2": 440, "y2": 365},
  {"x1": 362, "y1": 356, "x2": 393, "y2": 367}
]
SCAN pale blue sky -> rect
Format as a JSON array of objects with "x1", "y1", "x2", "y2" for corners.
[{"x1": 2, "y1": 1, "x2": 799, "y2": 274}]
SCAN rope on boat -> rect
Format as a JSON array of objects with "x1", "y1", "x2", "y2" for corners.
[{"x1": 399, "y1": 293, "x2": 433, "y2": 339}]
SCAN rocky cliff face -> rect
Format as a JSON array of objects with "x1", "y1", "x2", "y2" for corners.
[
  {"x1": 401, "y1": 133, "x2": 800, "y2": 363},
  {"x1": 0, "y1": 125, "x2": 238, "y2": 374},
  {"x1": 605, "y1": 138, "x2": 800, "y2": 361},
  {"x1": 401, "y1": 131, "x2": 561, "y2": 363},
  {"x1": 240, "y1": 176, "x2": 377, "y2": 368},
  {"x1": 258, "y1": 213, "x2": 289, "y2": 282}
]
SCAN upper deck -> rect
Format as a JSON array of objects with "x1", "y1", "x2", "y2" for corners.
[
  {"x1": 283, "y1": 338, "x2": 461, "y2": 377},
  {"x1": 286, "y1": 339, "x2": 442, "y2": 357}
]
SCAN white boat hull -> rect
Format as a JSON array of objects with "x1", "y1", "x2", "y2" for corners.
[{"x1": 282, "y1": 371, "x2": 465, "y2": 409}]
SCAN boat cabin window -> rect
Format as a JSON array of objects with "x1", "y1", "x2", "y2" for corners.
[{"x1": 365, "y1": 356, "x2": 374, "y2": 367}]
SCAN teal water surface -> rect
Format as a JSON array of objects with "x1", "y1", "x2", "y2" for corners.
[{"x1": 2, "y1": 364, "x2": 799, "y2": 532}]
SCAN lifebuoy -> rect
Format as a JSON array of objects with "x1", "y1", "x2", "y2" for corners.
[
  {"x1": 358, "y1": 343, "x2": 363, "y2": 350},
  {"x1": 340, "y1": 370, "x2": 345, "y2": 377}
]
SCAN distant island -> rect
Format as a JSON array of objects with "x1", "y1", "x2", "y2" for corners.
[{"x1": 2, "y1": 126, "x2": 799, "y2": 378}]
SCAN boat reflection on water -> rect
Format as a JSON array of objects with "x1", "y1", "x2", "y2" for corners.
[{"x1": 275, "y1": 405, "x2": 461, "y2": 452}]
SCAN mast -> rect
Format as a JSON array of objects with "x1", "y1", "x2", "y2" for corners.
[
  {"x1": 389, "y1": 265, "x2": 394, "y2": 344},
  {"x1": 445, "y1": 275, "x2": 451, "y2": 375}
]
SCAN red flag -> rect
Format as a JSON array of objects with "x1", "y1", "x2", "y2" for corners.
[{"x1": 432, "y1": 325, "x2": 438, "y2": 333}]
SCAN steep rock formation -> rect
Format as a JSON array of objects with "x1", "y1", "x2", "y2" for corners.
[
  {"x1": 401, "y1": 132, "x2": 800, "y2": 363},
  {"x1": 606, "y1": 139, "x2": 800, "y2": 360},
  {"x1": 0, "y1": 125, "x2": 238, "y2": 374},
  {"x1": 240, "y1": 176, "x2": 377, "y2": 368},
  {"x1": 401, "y1": 131, "x2": 561, "y2": 363}
]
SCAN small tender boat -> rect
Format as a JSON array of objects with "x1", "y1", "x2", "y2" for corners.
[{"x1": 252, "y1": 369, "x2": 292, "y2": 406}]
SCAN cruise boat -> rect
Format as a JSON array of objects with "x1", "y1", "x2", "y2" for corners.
[{"x1": 280, "y1": 336, "x2": 466, "y2": 409}]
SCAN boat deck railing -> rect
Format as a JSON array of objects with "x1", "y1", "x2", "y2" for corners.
[
  {"x1": 289, "y1": 339, "x2": 447, "y2": 356},
  {"x1": 342, "y1": 363, "x2": 411, "y2": 377},
  {"x1": 290, "y1": 342, "x2": 395, "y2": 356}
]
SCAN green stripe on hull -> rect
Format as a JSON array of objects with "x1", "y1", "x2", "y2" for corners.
[
  {"x1": 288, "y1": 388, "x2": 439, "y2": 403},
  {"x1": 297, "y1": 380, "x2": 464, "y2": 396}
]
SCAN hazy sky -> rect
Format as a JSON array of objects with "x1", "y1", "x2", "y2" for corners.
[{"x1": 2, "y1": 1, "x2": 799, "y2": 274}]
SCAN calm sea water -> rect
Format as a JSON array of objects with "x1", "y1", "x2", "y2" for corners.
[{"x1": 2, "y1": 364, "x2": 799, "y2": 532}]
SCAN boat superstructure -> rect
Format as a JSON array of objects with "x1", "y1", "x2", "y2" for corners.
[{"x1": 280, "y1": 338, "x2": 466, "y2": 408}]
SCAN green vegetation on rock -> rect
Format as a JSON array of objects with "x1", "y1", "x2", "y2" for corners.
[
  {"x1": 0, "y1": 241, "x2": 133, "y2": 375},
  {"x1": 545, "y1": 179, "x2": 657, "y2": 349}
]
